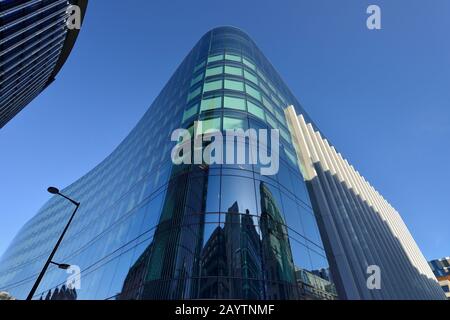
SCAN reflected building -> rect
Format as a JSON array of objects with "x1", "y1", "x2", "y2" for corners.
[
  {"x1": 0, "y1": 26, "x2": 445, "y2": 300},
  {"x1": 40, "y1": 285, "x2": 77, "y2": 301},
  {"x1": 429, "y1": 257, "x2": 450, "y2": 299}
]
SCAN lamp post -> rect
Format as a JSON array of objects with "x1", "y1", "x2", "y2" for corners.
[{"x1": 26, "y1": 187, "x2": 80, "y2": 300}]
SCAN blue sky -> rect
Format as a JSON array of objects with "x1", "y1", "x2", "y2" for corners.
[{"x1": 0, "y1": 0, "x2": 449, "y2": 261}]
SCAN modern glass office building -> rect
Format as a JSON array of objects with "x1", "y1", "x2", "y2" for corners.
[
  {"x1": 0, "y1": 0, "x2": 88, "y2": 129},
  {"x1": 0, "y1": 26, "x2": 444, "y2": 300}
]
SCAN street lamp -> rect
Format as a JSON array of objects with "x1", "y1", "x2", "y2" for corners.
[{"x1": 26, "y1": 187, "x2": 80, "y2": 300}]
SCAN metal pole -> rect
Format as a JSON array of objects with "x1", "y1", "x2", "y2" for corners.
[{"x1": 26, "y1": 199, "x2": 80, "y2": 300}]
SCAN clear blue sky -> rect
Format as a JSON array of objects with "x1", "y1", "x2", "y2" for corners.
[{"x1": 1, "y1": 0, "x2": 449, "y2": 261}]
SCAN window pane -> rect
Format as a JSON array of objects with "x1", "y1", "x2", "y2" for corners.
[
  {"x1": 187, "y1": 87, "x2": 202, "y2": 102},
  {"x1": 205, "y1": 175, "x2": 221, "y2": 213},
  {"x1": 200, "y1": 117, "x2": 221, "y2": 133},
  {"x1": 244, "y1": 70, "x2": 258, "y2": 84},
  {"x1": 257, "y1": 69, "x2": 267, "y2": 83},
  {"x1": 262, "y1": 96, "x2": 275, "y2": 114},
  {"x1": 191, "y1": 73, "x2": 204, "y2": 86},
  {"x1": 247, "y1": 101, "x2": 265, "y2": 121},
  {"x1": 225, "y1": 65, "x2": 242, "y2": 76},
  {"x1": 243, "y1": 57, "x2": 256, "y2": 70},
  {"x1": 205, "y1": 65, "x2": 223, "y2": 77},
  {"x1": 290, "y1": 238, "x2": 313, "y2": 271},
  {"x1": 194, "y1": 60, "x2": 205, "y2": 72},
  {"x1": 284, "y1": 149, "x2": 298, "y2": 167},
  {"x1": 208, "y1": 54, "x2": 224, "y2": 64},
  {"x1": 225, "y1": 53, "x2": 241, "y2": 62},
  {"x1": 203, "y1": 80, "x2": 223, "y2": 93},
  {"x1": 281, "y1": 192, "x2": 302, "y2": 235},
  {"x1": 280, "y1": 128, "x2": 291, "y2": 143},
  {"x1": 182, "y1": 104, "x2": 198, "y2": 122},
  {"x1": 245, "y1": 84, "x2": 261, "y2": 101},
  {"x1": 224, "y1": 95, "x2": 246, "y2": 111},
  {"x1": 275, "y1": 110, "x2": 287, "y2": 126},
  {"x1": 224, "y1": 79, "x2": 244, "y2": 92},
  {"x1": 221, "y1": 176, "x2": 257, "y2": 215},
  {"x1": 223, "y1": 117, "x2": 246, "y2": 130},
  {"x1": 266, "y1": 114, "x2": 278, "y2": 129},
  {"x1": 200, "y1": 96, "x2": 222, "y2": 112}
]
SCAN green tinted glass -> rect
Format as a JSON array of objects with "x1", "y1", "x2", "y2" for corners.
[
  {"x1": 205, "y1": 66, "x2": 223, "y2": 77},
  {"x1": 203, "y1": 80, "x2": 223, "y2": 93},
  {"x1": 245, "y1": 85, "x2": 261, "y2": 101},
  {"x1": 243, "y1": 58, "x2": 256, "y2": 70},
  {"x1": 225, "y1": 53, "x2": 241, "y2": 62},
  {"x1": 200, "y1": 118, "x2": 221, "y2": 133},
  {"x1": 208, "y1": 54, "x2": 224, "y2": 64},
  {"x1": 224, "y1": 65, "x2": 242, "y2": 76},
  {"x1": 262, "y1": 96, "x2": 275, "y2": 114},
  {"x1": 194, "y1": 60, "x2": 205, "y2": 72},
  {"x1": 191, "y1": 73, "x2": 204, "y2": 86},
  {"x1": 224, "y1": 79, "x2": 244, "y2": 91},
  {"x1": 247, "y1": 101, "x2": 265, "y2": 121},
  {"x1": 280, "y1": 128, "x2": 291, "y2": 143},
  {"x1": 187, "y1": 87, "x2": 202, "y2": 102},
  {"x1": 200, "y1": 96, "x2": 222, "y2": 112},
  {"x1": 223, "y1": 117, "x2": 246, "y2": 130},
  {"x1": 244, "y1": 70, "x2": 258, "y2": 84},
  {"x1": 182, "y1": 104, "x2": 198, "y2": 122},
  {"x1": 224, "y1": 96, "x2": 246, "y2": 111},
  {"x1": 266, "y1": 114, "x2": 278, "y2": 129}
]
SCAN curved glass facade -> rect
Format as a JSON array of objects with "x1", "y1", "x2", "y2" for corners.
[{"x1": 0, "y1": 27, "x2": 336, "y2": 300}]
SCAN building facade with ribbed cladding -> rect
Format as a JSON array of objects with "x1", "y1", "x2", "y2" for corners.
[
  {"x1": 0, "y1": 0, "x2": 88, "y2": 129},
  {"x1": 0, "y1": 26, "x2": 445, "y2": 300}
]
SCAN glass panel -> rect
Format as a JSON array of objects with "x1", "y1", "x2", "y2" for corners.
[
  {"x1": 281, "y1": 192, "x2": 303, "y2": 236},
  {"x1": 221, "y1": 176, "x2": 257, "y2": 215},
  {"x1": 224, "y1": 95, "x2": 246, "y2": 111},
  {"x1": 200, "y1": 117, "x2": 221, "y2": 133},
  {"x1": 301, "y1": 210, "x2": 322, "y2": 247},
  {"x1": 223, "y1": 117, "x2": 246, "y2": 130},
  {"x1": 203, "y1": 80, "x2": 223, "y2": 93},
  {"x1": 205, "y1": 175, "x2": 221, "y2": 213},
  {"x1": 275, "y1": 110, "x2": 287, "y2": 126},
  {"x1": 187, "y1": 86, "x2": 202, "y2": 102},
  {"x1": 208, "y1": 54, "x2": 224, "y2": 64},
  {"x1": 284, "y1": 149, "x2": 298, "y2": 167},
  {"x1": 225, "y1": 53, "x2": 241, "y2": 62},
  {"x1": 194, "y1": 60, "x2": 206, "y2": 72},
  {"x1": 247, "y1": 101, "x2": 265, "y2": 121},
  {"x1": 182, "y1": 104, "x2": 199, "y2": 122},
  {"x1": 200, "y1": 96, "x2": 222, "y2": 112},
  {"x1": 191, "y1": 73, "x2": 204, "y2": 86},
  {"x1": 205, "y1": 65, "x2": 223, "y2": 77},
  {"x1": 244, "y1": 70, "x2": 258, "y2": 84},
  {"x1": 224, "y1": 65, "x2": 242, "y2": 76},
  {"x1": 262, "y1": 96, "x2": 275, "y2": 114},
  {"x1": 257, "y1": 69, "x2": 267, "y2": 83},
  {"x1": 243, "y1": 57, "x2": 256, "y2": 70},
  {"x1": 224, "y1": 79, "x2": 244, "y2": 92},
  {"x1": 266, "y1": 114, "x2": 278, "y2": 129},
  {"x1": 245, "y1": 84, "x2": 261, "y2": 101}
]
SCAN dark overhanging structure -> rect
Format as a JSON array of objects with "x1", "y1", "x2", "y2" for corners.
[{"x1": 0, "y1": 0, "x2": 88, "y2": 129}]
